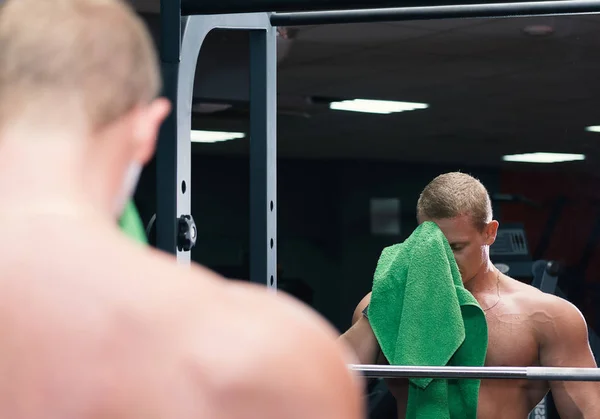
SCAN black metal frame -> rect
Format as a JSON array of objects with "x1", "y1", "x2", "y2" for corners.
[
  {"x1": 158, "y1": 0, "x2": 600, "y2": 289},
  {"x1": 249, "y1": 28, "x2": 278, "y2": 289},
  {"x1": 156, "y1": 0, "x2": 182, "y2": 256}
]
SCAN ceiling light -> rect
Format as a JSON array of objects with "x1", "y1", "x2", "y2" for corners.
[
  {"x1": 585, "y1": 125, "x2": 600, "y2": 133},
  {"x1": 329, "y1": 99, "x2": 429, "y2": 115},
  {"x1": 190, "y1": 130, "x2": 245, "y2": 143},
  {"x1": 502, "y1": 152, "x2": 585, "y2": 163}
]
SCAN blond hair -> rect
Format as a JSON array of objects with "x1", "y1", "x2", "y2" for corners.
[
  {"x1": 416, "y1": 172, "x2": 493, "y2": 231},
  {"x1": 0, "y1": 0, "x2": 160, "y2": 132}
]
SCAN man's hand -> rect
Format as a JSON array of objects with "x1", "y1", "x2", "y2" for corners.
[{"x1": 538, "y1": 295, "x2": 600, "y2": 418}]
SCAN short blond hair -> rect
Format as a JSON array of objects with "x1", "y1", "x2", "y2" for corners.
[
  {"x1": 416, "y1": 172, "x2": 493, "y2": 231},
  {"x1": 0, "y1": 0, "x2": 160, "y2": 132}
]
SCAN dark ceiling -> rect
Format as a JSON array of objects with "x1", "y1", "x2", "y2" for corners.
[{"x1": 131, "y1": 0, "x2": 600, "y2": 172}]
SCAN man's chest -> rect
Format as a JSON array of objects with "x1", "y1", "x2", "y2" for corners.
[{"x1": 484, "y1": 311, "x2": 540, "y2": 367}]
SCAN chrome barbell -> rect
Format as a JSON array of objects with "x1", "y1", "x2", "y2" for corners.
[{"x1": 349, "y1": 364, "x2": 600, "y2": 382}]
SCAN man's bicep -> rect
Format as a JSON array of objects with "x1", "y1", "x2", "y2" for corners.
[
  {"x1": 341, "y1": 293, "x2": 379, "y2": 364},
  {"x1": 540, "y1": 298, "x2": 600, "y2": 417},
  {"x1": 340, "y1": 317, "x2": 380, "y2": 364}
]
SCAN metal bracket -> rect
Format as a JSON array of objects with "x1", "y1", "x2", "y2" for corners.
[{"x1": 178, "y1": 214, "x2": 197, "y2": 252}]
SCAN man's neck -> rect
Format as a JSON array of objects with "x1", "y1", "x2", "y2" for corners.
[
  {"x1": 464, "y1": 261, "x2": 499, "y2": 295},
  {"x1": 0, "y1": 129, "x2": 108, "y2": 218}
]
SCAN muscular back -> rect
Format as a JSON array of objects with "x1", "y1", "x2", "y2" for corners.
[{"x1": 0, "y1": 216, "x2": 363, "y2": 419}]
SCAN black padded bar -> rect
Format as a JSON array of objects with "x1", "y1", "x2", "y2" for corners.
[{"x1": 270, "y1": 0, "x2": 600, "y2": 26}]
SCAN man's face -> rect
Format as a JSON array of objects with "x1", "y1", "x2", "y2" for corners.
[{"x1": 422, "y1": 215, "x2": 497, "y2": 284}]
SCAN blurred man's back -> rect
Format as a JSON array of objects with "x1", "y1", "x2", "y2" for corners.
[{"x1": 0, "y1": 1, "x2": 364, "y2": 418}]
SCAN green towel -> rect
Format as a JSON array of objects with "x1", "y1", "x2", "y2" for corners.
[
  {"x1": 118, "y1": 200, "x2": 148, "y2": 245},
  {"x1": 368, "y1": 221, "x2": 488, "y2": 419}
]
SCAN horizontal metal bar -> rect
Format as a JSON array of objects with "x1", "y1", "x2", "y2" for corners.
[
  {"x1": 351, "y1": 365, "x2": 526, "y2": 380},
  {"x1": 181, "y1": 0, "x2": 467, "y2": 15},
  {"x1": 528, "y1": 366, "x2": 600, "y2": 382},
  {"x1": 350, "y1": 364, "x2": 600, "y2": 381},
  {"x1": 270, "y1": 0, "x2": 600, "y2": 26}
]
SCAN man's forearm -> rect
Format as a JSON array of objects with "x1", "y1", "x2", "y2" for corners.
[{"x1": 581, "y1": 391, "x2": 600, "y2": 419}]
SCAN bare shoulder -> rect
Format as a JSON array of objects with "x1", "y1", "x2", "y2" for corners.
[
  {"x1": 184, "y1": 275, "x2": 364, "y2": 419},
  {"x1": 533, "y1": 292, "x2": 588, "y2": 338},
  {"x1": 508, "y1": 279, "x2": 588, "y2": 342},
  {"x1": 125, "y1": 252, "x2": 363, "y2": 419},
  {"x1": 512, "y1": 280, "x2": 582, "y2": 320},
  {"x1": 61, "y1": 231, "x2": 363, "y2": 419},
  {"x1": 503, "y1": 278, "x2": 598, "y2": 370}
]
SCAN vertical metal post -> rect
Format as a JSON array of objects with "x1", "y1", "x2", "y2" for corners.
[
  {"x1": 157, "y1": 0, "x2": 182, "y2": 255},
  {"x1": 249, "y1": 27, "x2": 277, "y2": 290},
  {"x1": 173, "y1": 16, "x2": 195, "y2": 264},
  {"x1": 157, "y1": 11, "x2": 274, "y2": 264}
]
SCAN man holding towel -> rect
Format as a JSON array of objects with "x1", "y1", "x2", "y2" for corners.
[
  {"x1": 0, "y1": 1, "x2": 363, "y2": 418},
  {"x1": 342, "y1": 172, "x2": 600, "y2": 418}
]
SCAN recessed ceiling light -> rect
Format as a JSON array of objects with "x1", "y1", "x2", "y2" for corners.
[
  {"x1": 502, "y1": 152, "x2": 586, "y2": 164},
  {"x1": 585, "y1": 125, "x2": 600, "y2": 133},
  {"x1": 329, "y1": 99, "x2": 429, "y2": 115},
  {"x1": 190, "y1": 130, "x2": 245, "y2": 143}
]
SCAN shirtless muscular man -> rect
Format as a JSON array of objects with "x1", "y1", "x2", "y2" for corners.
[{"x1": 341, "y1": 172, "x2": 600, "y2": 418}]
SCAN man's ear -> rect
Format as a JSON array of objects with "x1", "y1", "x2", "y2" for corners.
[
  {"x1": 484, "y1": 220, "x2": 499, "y2": 246},
  {"x1": 133, "y1": 98, "x2": 172, "y2": 164}
]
